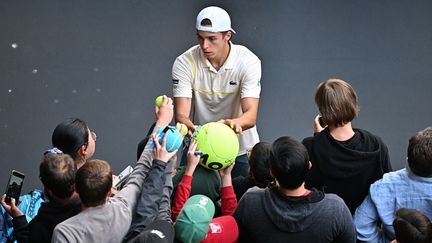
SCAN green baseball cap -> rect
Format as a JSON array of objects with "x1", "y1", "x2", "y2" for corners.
[{"x1": 175, "y1": 194, "x2": 215, "y2": 243}]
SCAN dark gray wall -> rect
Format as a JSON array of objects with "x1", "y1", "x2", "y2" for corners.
[{"x1": 1, "y1": 0, "x2": 431, "y2": 193}]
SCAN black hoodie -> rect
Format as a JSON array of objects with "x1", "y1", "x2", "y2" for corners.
[
  {"x1": 302, "y1": 128, "x2": 392, "y2": 214},
  {"x1": 233, "y1": 187, "x2": 356, "y2": 243},
  {"x1": 12, "y1": 197, "x2": 80, "y2": 243}
]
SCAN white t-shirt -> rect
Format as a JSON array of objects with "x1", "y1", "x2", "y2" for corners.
[{"x1": 172, "y1": 43, "x2": 261, "y2": 155}]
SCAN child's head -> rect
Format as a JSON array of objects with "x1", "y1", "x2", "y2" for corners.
[
  {"x1": 393, "y1": 208, "x2": 432, "y2": 243},
  {"x1": 75, "y1": 159, "x2": 112, "y2": 207},
  {"x1": 269, "y1": 136, "x2": 310, "y2": 190},
  {"x1": 248, "y1": 142, "x2": 273, "y2": 186},
  {"x1": 314, "y1": 79, "x2": 358, "y2": 127},
  {"x1": 39, "y1": 151, "x2": 76, "y2": 200},
  {"x1": 175, "y1": 195, "x2": 215, "y2": 243}
]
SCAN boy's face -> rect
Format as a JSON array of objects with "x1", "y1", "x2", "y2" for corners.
[{"x1": 196, "y1": 30, "x2": 231, "y2": 62}]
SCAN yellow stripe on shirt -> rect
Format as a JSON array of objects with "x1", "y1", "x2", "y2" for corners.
[
  {"x1": 192, "y1": 87, "x2": 239, "y2": 95},
  {"x1": 187, "y1": 51, "x2": 197, "y2": 84}
]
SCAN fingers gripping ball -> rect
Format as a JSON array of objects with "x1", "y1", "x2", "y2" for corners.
[
  {"x1": 193, "y1": 122, "x2": 239, "y2": 170},
  {"x1": 155, "y1": 95, "x2": 164, "y2": 107},
  {"x1": 156, "y1": 126, "x2": 183, "y2": 152}
]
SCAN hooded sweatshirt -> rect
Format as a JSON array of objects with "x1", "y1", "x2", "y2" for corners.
[
  {"x1": 233, "y1": 187, "x2": 356, "y2": 243},
  {"x1": 302, "y1": 128, "x2": 392, "y2": 214},
  {"x1": 12, "y1": 197, "x2": 81, "y2": 243}
]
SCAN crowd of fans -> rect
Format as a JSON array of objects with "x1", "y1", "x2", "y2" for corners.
[{"x1": 0, "y1": 79, "x2": 430, "y2": 243}]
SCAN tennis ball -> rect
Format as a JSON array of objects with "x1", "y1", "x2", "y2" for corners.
[
  {"x1": 193, "y1": 122, "x2": 239, "y2": 170},
  {"x1": 155, "y1": 126, "x2": 183, "y2": 152},
  {"x1": 175, "y1": 123, "x2": 188, "y2": 137},
  {"x1": 155, "y1": 95, "x2": 164, "y2": 107}
]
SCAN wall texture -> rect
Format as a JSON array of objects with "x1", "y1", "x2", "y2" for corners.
[{"x1": 1, "y1": 0, "x2": 431, "y2": 193}]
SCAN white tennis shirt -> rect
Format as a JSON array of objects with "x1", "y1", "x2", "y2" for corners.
[{"x1": 172, "y1": 43, "x2": 261, "y2": 155}]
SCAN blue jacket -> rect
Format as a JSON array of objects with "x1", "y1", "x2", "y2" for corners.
[{"x1": 1, "y1": 190, "x2": 44, "y2": 243}]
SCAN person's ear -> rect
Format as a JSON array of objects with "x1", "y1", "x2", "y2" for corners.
[
  {"x1": 308, "y1": 161, "x2": 312, "y2": 170},
  {"x1": 224, "y1": 31, "x2": 232, "y2": 41},
  {"x1": 106, "y1": 188, "x2": 112, "y2": 198},
  {"x1": 78, "y1": 144, "x2": 88, "y2": 158}
]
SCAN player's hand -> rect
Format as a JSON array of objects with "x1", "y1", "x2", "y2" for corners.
[
  {"x1": 175, "y1": 122, "x2": 189, "y2": 138},
  {"x1": 218, "y1": 119, "x2": 242, "y2": 134},
  {"x1": 151, "y1": 132, "x2": 177, "y2": 163},
  {"x1": 0, "y1": 194, "x2": 24, "y2": 218}
]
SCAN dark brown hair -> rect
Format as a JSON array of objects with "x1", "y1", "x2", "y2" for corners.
[
  {"x1": 393, "y1": 208, "x2": 432, "y2": 243},
  {"x1": 407, "y1": 127, "x2": 432, "y2": 177}
]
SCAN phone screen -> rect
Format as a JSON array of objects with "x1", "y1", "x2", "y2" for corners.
[{"x1": 5, "y1": 171, "x2": 25, "y2": 204}]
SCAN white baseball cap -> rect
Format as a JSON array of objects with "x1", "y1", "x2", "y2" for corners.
[{"x1": 196, "y1": 6, "x2": 236, "y2": 34}]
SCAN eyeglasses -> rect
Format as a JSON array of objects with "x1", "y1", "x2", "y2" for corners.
[{"x1": 91, "y1": 131, "x2": 97, "y2": 142}]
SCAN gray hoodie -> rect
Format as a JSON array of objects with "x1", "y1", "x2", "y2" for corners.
[{"x1": 233, "y1": 187, "x2": 356, "y2": 243}]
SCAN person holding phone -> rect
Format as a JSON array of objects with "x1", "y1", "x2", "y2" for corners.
[
  {"x1": 0, "y1": 150, "x2": 80, "y2": 243},
  {"x1": 4, "y1": 171, "x2": 25, "y2": 205},
  {"x1": 302, "y1": 79, "x2": 392, "y2": 215}
]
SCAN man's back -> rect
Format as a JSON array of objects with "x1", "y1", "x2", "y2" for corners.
[
  {"x1": 233, "y1": 187, "x2": 356, "y2": 243},
  {"x1": 354, "y1": 167, "x2": 432, "y2": 242},
  {"x1": 52, "y1": 197, "x2": 130, "y2": 243},
  {"x1": 303, "y1": 128, "x2": 392, "y2": 214}
]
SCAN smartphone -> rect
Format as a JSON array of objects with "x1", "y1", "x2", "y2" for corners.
[
  {"x1": 4, "y1": 170, "x2": 25, "y2": 204},
  {"x1": 318, "y1": 116, "x2": 326, "y2": 127}
]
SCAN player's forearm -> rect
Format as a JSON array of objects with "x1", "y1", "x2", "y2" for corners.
[
  {"x1": 175, "y1": 113, "x2": 195, "y2": 131},
  {"x1": 232, "y1": 112, "x2": 257, "y2": 131}
]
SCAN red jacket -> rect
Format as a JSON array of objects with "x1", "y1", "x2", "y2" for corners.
[{"x1": 171, "y1": 175, "x2": 237, "y2": 221}]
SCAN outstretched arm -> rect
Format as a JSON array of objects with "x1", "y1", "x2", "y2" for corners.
[
  {"x1": 171, "y1": 140, "x2": 200, "y2": 221},
  {"x1": 124, "y1": 133, "x2": 176, "y2": 241},
  {"x1": 219, "y1": 163, "x2": 238, "y2": 215},
  {"x1": 117, "y1": 96, "x2": 174, "y2": 212}
]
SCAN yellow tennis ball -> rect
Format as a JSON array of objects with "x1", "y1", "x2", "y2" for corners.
[
  {"x1": 155, "y1": 95, "x2": 164, "y2": 107},
  {"x1": 175, "y1": 123, "x2": 188, "y2": 137},
  {"x1": 193, "y1": 122, "x2": 239, "y2": 170}
]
